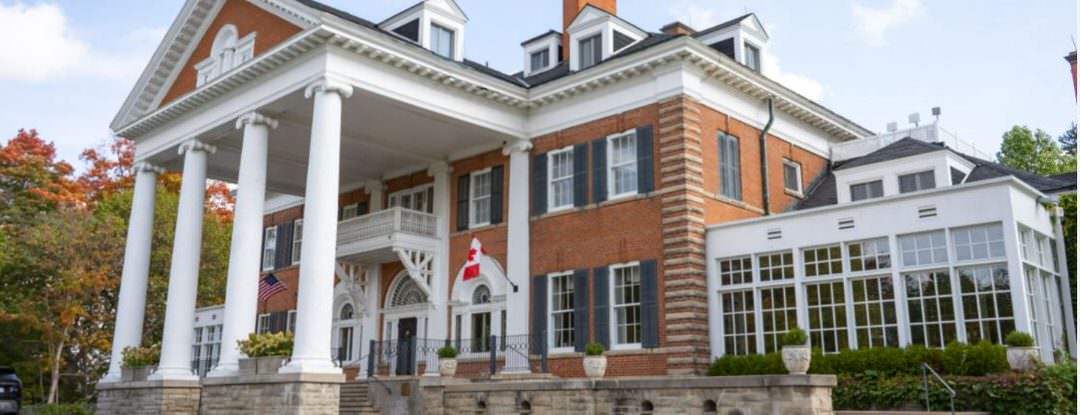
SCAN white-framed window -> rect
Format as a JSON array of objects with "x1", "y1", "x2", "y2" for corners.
[
  {"x1": 291, "y1": 219, "x2": 303, "y2": 265},
  {"x1": 548, "y1": 147, "x2": 575, "y2": 210},
  {"x1": 952, "y1": 223, "x2": 1005, "y2": 262},
  {"x1": 958, "y1": 264, "x2": 1014, "y2": 344},
  {"x1": 758, "y1": 252, "x2": 794, "y2": 282},
  {"x1": 549, "y1": 272, "x2": 575, "y2": 351},
  {"x1": 851, "y1": 276, "x2": 899, "y2": 348},
  {"x1": 718, "y1": 257, "x2": 753, "y2": 286},
  {"x1": 760, "y1": 286, "x2": 797, "y2": 353},
  {"x1": 430, "y1": 23, "x2": 455, "y2": 59},
  {"x1": 262, "y1": 227, "x2": 277, "y2": 271},
  {"x1": 608, "y1": 131, "x2": 638, "y2": 198},
  {"x1": 256, "y1": 313, "x2": 271, "y2": 334},
  {"x1": 720, "y1": 290, "x2": 755, "y2": 355},
  {"x1": 899, "y1": 170, "x2": 936, "y2": 193},
  {"x1": 782, "y1": 159, "x2": 802, "y2": 194},
  {"x1": 342, "y1": 203, "x2": 359, "y2": 220},
  {"x1": 287, "y1": 310, "x2": 297, "y2": 333},
  {"x1": 848, "y1": 238, "x2": 891, "y2": 272},
  {"x1": 530, "y1": 49, "x2": 550, "y2": 72},
  {"x1": 389, "y1": 184, "x2": 434, "y2": 213},
  {"x1": 718, "y1": 132, "x2": 741, "y2": 200},
  {"x1": 803, "y1": 245, "x2": 843, "y2": 277},
  {"x1": 195, "y1": 25, "x2": 256, "y2": 87},
  {"x1": 471, "y1": 312, "x2": 492, "y2": 352},
  {"x1": 899, "y1": 230, "x2": 948, "y2": 267},
  {"x1": 850, "y1": 180, "x2": 884, "y2": 201},
  {"x1": 806, "y1": 281, "x2": 849, "y2": 353},
  {"x1": 743, "y1": 42, "x2": 761, "y2": 72},
  {"x1": 578, "y1": 34, "x2": 602, "y2": 69},
  {"x1": 470, "y1": 169, "x2": 493, "y2": 227},
  {"x1": 904, "y1": 270, "x2": 957, "y2": 348},
  {"x1": 611, "y1": 263, "x2": 642, "y2": 348}
]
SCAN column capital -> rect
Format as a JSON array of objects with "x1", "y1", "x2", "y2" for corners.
[
  {"x1": 177, "y1": 139, "x2": 217, "y2": 156},
  {"x1": 235, "y1": 111, "x2": 279, "y2": 130},
  {"x1": 304, "y1": 77, "x2": 354, "y2": 100},
  {"x1": 363, "y1": 180, "x2": 384, "y2": 194},
  {"x1": 133, "y1": 162, "x2": 165, "y2": 175},
  {"x1": 502, "y1": 139, "x2": 533, "y2": 156},
  {"x1": 427, "y1": 161, "x2": 451, "y2": 176}
]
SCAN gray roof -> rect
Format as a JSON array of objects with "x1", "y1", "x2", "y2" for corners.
[{"x1": 692, "y1": 13, "x2": 756, "y2": 38}]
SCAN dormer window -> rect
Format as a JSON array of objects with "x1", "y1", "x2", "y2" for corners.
[
  {"x1": 378, "y1": 0, "x2": 467, "y2": 62},
  {"x1": 195, "y1": 25, "x2": 255, "y2": 87},
  {"x1": 521, "y1": 31, "x2": 561, "y2": 76},
  {"x1": 565, "y1": 5, "x2": 646, "y2": 71},
  {"x1": 899, "y1": 171, "x2": 936, "y2": 193},
  {"x1": 530, "y1": 50, "x2": 550, "y2": 72},
  {"x1": 850, "y1": 180, "x2": 884, "y2": 201},
  {"x1": 744, "y1": 43, "x2": 761, "y2": 72},
  {"x1": 430, "y1": 23, "x2": 455, "y2": 59},
  {"x1": 578, "y1": 34, "x2": 602, "y2": 69}
]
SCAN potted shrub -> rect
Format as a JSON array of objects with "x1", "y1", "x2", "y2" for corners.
[
  {"x1": 1004, "y1": 331, "x2": 1038, "y2": 371},
  {"x1": 583, "y1": 342, "x2": 607, "y2": 379},
  {"x1": 437, "y1": 346, "x2": 458, "y2": 377},
  {"x1": 237, "y1": 332, "x2": 293, "y2": 375},
  {"x1": 780, "y1": 328, "x2": 811, "y2": 375},
  {"x1": 120, "y1": 343, "x2": 160, "y2": 382}
]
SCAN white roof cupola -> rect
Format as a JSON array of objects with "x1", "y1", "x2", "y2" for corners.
[
  {"x1": 693, "y1": 13, "x2": 769, "y2": 72},
  {"x1": 379, "y1": 0, "x2": 468, "y2": 62},
  {"x1": 565, "y1": 4, "x2": 646, "y2": 71},
  {"x1": 521, "y1": 30, "x2": 561, "y2": 76},
  {"x1": 195, "y1": 24, "x2": 256, "y2": 87}
]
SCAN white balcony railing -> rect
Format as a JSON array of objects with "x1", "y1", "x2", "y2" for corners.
[
  {"x1": 830, "y1": 122, "x2": 993, "y2": 162},
  {"x1": 337, "y1": 207, "x2": 437, "y2": 246}
]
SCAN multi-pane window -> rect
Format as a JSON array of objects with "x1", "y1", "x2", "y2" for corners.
[
  {"x1": 850, "y1": 180, "x2": 884, "y2": 201},
  {"x1": 721, "y1": 290, "x2": 755, "y2": 355},
  {"x1": 803, "y1": 245, "x2": 843, "y2": 277},
  {"x1": 608, "y1": 132, "x2": 638, "y2": 197},
  {"x1": 806, "y1": 281, "x2": 848, "y2": 353},
  {"x1": 959, "y1": 264, "x2": 1014, "y2": 344},
  {"x1": 430, "y1": 23, "x2": 455, "y2": 59},
  {"x1": 718, "y1": 257, "x2": 753, "y2": 286},
  {"x1": 905, "y1": 270, "x2": 957, "y2": 348},
  {"x1": 1026, "y1": 268, "x2": 1061, "y2": 350},
  {"x1": 782, "y1": 160, "x2": 801, "y2": 194},
  {"x1": 899, "y1": 231, "x2": 948, "y2": 267},
  {"x1": 1025, "y1": 267, "x2": 1044, "y2": 346},
  {"x1": 718, "y1": 133, "x2": 741, "y2": 200},
  {"x1": 758, "y1": 252, "x2": 794, "y2": 281},
  {"x1": 550, "y1": 273, "x2": 575, "y2": 350},
  {"x1": 743, "y1": 43, "x2": 761, "y2": 72},
  {"x1": 899, "y1": 170, "x2": 936, "y2": 193},
  {"x1": 470, "y1": 169, "x2": 493, "y2": 227},
  {"x1": 530, "y1": 49, "x2": 550, "y2": 72},
  {"x1": 851, "y1": 277, "x2": 899, "y2": 348},
  {"x1": 612, "y1": 264, "x2": 642, "y2": 346},
  {"x1": 256, "y1": 313, "x2": 270, "y2": 334},
  {"x1": 548, "y1": 148, "x2": 575, "y2": 210},
  {"x1": 848, "y1": 238, "x2": 891, "y2": 272},
  {"x1": 579, "y1": 34, "x2": 602, "y2": 69},
  {"x1": 760, "y1": 286, "x2": 797, "y2": 353},
  {"x1": 342, "y1": 203, "x2": 359, "y2": 220},
  {"x1": 262, "y1": 227, "x2": 277, "y2": 271},
  {"x1": 389, "y1": 185, "x2": 434, "y2": 213},
  {"x1": 952, "y1": 224, "x2": 1005, "y2": 262},
  {"x1": 1034, "y1": 235, "x2": 1051, "y2": 268},
  {"x1": 291, "y1": 219, "x2": 303, "y2": 264},
  {"x1": 1019, "y1": 227, "x2": 1034, "y2": 261}
]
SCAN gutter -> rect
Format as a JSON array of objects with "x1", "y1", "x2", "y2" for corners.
[{"x1": 759, "y1": 96, "x2": 775, "y2": 215}]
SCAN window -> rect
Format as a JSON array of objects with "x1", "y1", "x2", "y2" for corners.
[
  {"x1": 899, "y1": 231, "x2": 948, "y2": 267},
  {"x1": 718, "y1": 133, "x2": 741, "y2": 200},
  {"x1": 743, "y1": 43, "x2": 761, "y2": 72},
  {"x1": 530, "y1": 49, "x2": 550, "y2": 71},
  {"x1": 720, "y1": 290, "x2": 755, "y2": 355},
  {"x1": 342, "y1": 203, "x2": 359, "y2": 220},
  {"x1": 287, "y1": 310, "x2": 297, "y2": 333},
  {"x1": 848, "y1": 238, "x2": 891, "y2": 272},
  {"x1": 782, "y1": 160, "x2": 802, "y2": 194},
  {"x1": 196, "y1": 25, "x2": 255, "y2": 87},
  {"x1": 291, "y1": 219, "x2": 303, "y2": 264},
  {"x1": 430, "y1": 23, "x2": 455, "y2": 59},
  {"x1": 472, "y1": 312, "x2": 492, "y2": 352},
  {"x1": 760, "y1": 286, "x2": 797, "y2": 353},
  {"x1": 905, "y1": 271, "x2": 957, "y2": 348},
  {"x1": 578, "y1": 34, "x2": 602, "y2": 69},
  {"x1": 473, "y1": 285, "x2": 491, "y2": 304},
  {"x1": 803, "y1": 245, "x2": 843, "y2": 277},
  {"x1": 851, "y1": 277, "x2": 899, "y2": 348},
  {"x1": 338, "y1": 326, "x2": 353, "y2": 361},
  {"x1": 389, "y1": 185, "x2": 433, "y2": 213},
  {"x1": 339, "y1": 303, "x2": 354, "y2": 320},
  {"x1": 548, "y1": 147, "x2": 575, "y2": 210},
  {"x1": 718, "y1": 257, "x2": 753, "y2": 286},
  {"x1": 470, "y1": 169, "x2": 493, "y2": 227},
  {"x1": 758, "y1": 252, "x2": 794, "y2": 281},
  {"x1": 550, "y1": 273, "x2": 575, "y2": 350},
  {"x1": 612, "y1": 264, "x2": 642, "y2": 346},
  {"x1": 850, "y1": 180, "x2": 884, "y2": 201},
  {"x1": 959, "y1": 265, "x2": 1014, "y2": 344},
  {"x1": 899, "y1": 170, "x2": 936, "y2": 193},
  {"x1": 1026, "y1": 267, "x2": 1061, "y2": 349},
  {"x1": 262, "y1": 227, "x2": 277, "y2": 271},
  {"x1": 256, "y1": 313, "x2": 270, "y2": 334},
  {"x1": 608, "y1": 131, "x2": 638, "y2": 197},
  {"x1": 952, "y1": 224, "x2": 1005, "y2": 262},
  {"x1": 806, "y1": 281, "x2": 848, "y2": 353}
]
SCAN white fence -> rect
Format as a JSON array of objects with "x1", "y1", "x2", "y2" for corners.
[{"x1": 830, "y1": 123, "x2": 993, "y2": 162}]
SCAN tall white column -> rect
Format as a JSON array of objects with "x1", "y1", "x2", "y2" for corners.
[
  {"x1": 208, "y1": 112, "x2": 277, "y2": 377},
  {"x1": 365, "y1": 180, "x2": 383, "y2": 212},
  {"x1": 150, "y1": 139, "x2": 216, "y2": 381},
  {"x1": 502, "y1": 139, "x2": 532, "y2": 372},
  {"x1": 423, "y1": 161, "x2": 451, "y2": 376},
  {"x1": 280, "y1": 78, "x2": 353, "y2": 374},
  {"x1": 102, "y1": 162, "x2": 163, "y2": 383}
]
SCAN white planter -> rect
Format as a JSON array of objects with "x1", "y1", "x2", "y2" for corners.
[
  {"x1": 438, "y1": 358, "x2": 458, "y2": 377},
  {"x1": 1006, "y1": 346, "x2": 1040, "y2": 371},
  {"x1": 121, "y1": 366, "x2": 155, "y2": 382},
  {"x1": 583, "y1": 355, "x2": 607, "y2": 379},
  {"x1": 781, "y1": 345, "x2": 811, "y2": 375},
  {"x1": 238, "y1": 356, "x2": 288, "y2": 376}
]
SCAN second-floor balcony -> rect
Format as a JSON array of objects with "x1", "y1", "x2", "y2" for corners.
[{"x1": 336, "y1": 207, "x2": 440, "y2": 263}]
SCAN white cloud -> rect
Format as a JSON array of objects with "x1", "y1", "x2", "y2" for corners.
[
  {"x1": 761, "y1": 50, "x2": 826, "y2": 101},
  {"x1": 665, "y1": 0, "x2": 732, "y2": 29},
  {"x1": 851, "y1": 0, "x2": 925, "y2": 46}
]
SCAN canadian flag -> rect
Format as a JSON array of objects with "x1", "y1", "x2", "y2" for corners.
[{"x1": 463, "y1": 237, "x2": 487, "y2": 281}]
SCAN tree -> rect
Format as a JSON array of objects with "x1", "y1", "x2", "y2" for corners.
[
  {"x1": 996, "y1": 125, "x2": 1073, "y2": 175},
  {"x1": 0, "y1": 129, "x2": 83, "y2": 224},
  {"x1": 1059, "y1": 123, "x2": 1076, "y2": 158}
]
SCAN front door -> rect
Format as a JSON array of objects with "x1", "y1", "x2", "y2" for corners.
[{"x1": 396, "y1": 317, "x2": 417, "y2": 375}]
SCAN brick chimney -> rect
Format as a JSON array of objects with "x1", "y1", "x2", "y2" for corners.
[
  {"x1": 660, "y1": 21, "x2": 697, "y2": 36},
  {"x1": 563, "y1": 0, "x2": 616, "y2": 59}
]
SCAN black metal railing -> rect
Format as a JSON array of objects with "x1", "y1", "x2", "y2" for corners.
[{"x1": 366, "y1": 332, "x2": 548, "y2": 377}]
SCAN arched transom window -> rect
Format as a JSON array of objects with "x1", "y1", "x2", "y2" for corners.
[
  {"x1": 391, "y1": 277, "x2": 427, "y2": 307},
  {"x1": 472, "y1": 285, "x2": 491, "y2": 304},
  {"x1": 196, "y1": 24, "x2": 256, "y2": 87},
  {"x1": 339, "y1": 303, "x2": 354, "y2": 320}
]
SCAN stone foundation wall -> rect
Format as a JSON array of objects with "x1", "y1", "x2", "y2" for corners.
[
  {"x1": 95, "y1": 380, "x2": 201, "y2": 415},
  {"x1": 198, "y1": 372, "x2": 344, "y2": 415}
]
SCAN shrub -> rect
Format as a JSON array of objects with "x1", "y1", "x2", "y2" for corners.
[
  {"x1": 706, "y1": 352, "x2": 785, "y2": 376},
  {"x1": 437, "y1": 346, "x2": 458, "y2": 359},
  {"x1": 781, "y1": 328, "x2": 808, "y2": 346},
  {"x1": 941, "y1": 341, "x2": 1008, "y2": 376},
  {"x1": 1005, "y1": 331, "x2": 1035, "y2": 347},
  {"x1": 120, "y1": 343, "x2": 160, "y2": 368},
  {"x1": 584, "y1": 342, "x2": 605, "y2": 356},
  {"x1": 237, "y1": 332, "x2": 293, "y2": 357},
  {"x1": 709, "y1": 343, "x2": 1006, "y2": 378}
]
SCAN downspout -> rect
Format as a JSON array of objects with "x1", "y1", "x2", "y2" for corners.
[
  {"x1": 1043, "y1": 197, "x2": 1077, "y2": 357},
  {"x1": 759, "y1": 96, "x2": 776, "y2": 215}
]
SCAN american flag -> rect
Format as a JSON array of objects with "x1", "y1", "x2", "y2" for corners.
[{"x1": 258, "y1": 274, "x2": 287, "y2": 301}]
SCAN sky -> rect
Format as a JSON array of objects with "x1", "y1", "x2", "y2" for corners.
[{"x1": 0, "y1": 0, "x2": 1075, "y2": 167}]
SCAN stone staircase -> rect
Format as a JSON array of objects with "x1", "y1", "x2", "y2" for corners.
[{"x1": 339, "y1": 381, "x2": 379, "y2": 414}]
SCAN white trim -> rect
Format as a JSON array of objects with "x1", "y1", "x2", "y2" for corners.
[
  {"x1": 291, "y1": 218, "x2": 303, "y2": 265},
  {"x1": 468, "y1": 167, "x2": 493, "y2": 228},
  {"x1": 781, "y1": 159, "x2": 802, "y2": 196},
  {"x1": 606, "y1": 129, "x2": 639, "y2": 200},
  {"x1": 548, "y1": 271, "x2": 576, "y2": 354},
  {"x1": 262, "y1": 226, "x2": 277, "y2": 271},
  {"x1": 547, "y1": 146, "x2": 575, "y2": 212},
  {"x1": 609, "y1": 261, "x2": 643, "y2": 350}
]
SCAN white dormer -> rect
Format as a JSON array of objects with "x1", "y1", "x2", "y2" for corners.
[
  {"x1": 379, "y1": 0, "x2": 468, "y2": 62},
  {"x1": 833, "y1": 146, "x2": 976, "y2": 204},
  {"x1": 565, "y1": 5, "x2": 647, "y2": 71},
  {"x1": 195, "y1": 24, "x2": 256, "y2": 87},
  {"x1": 694, "y1": 14, "x2": 769, "y2": 72},
  {"x1": 521, "y1": 31, "x2": 561, "y2": 77}
]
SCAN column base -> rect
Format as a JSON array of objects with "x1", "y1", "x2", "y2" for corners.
[
  {"x1": 99, "y1": 371, "x2": 122, "y2": 384},
  {"x1": 279, "y1": 357, "x2": 342, "y2": 375},
  {"x1": 205, "y1": 363, "x2": 239, "y2": 378},
  {"x1": 147, "y1": 366, "x2": 200, "y2": 382}
]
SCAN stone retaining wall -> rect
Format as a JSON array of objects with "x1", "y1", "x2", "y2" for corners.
[
  {"x1": 198, "y1": 372, "x2": 344, "y2": 415},
  {"x1": 95, "y1": 379, "x2": 201, "y2": 415}
]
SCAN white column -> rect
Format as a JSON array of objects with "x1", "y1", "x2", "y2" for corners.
[
  {"x1": 280, "y1": 78, "x2": 353, "y2": 374},
  {"x1": 357, "y1": 264, "x2": 380, "y2": 379},
  {"x1": 150, "y1": 139, "x2": 216, "y2": 381},
  {"x1": 423, "y1": 161, "x2": 451, "y2": 376},
  {"x1": 102, "y1": 162, "x2": 163, "y2": 383},
  {"x1": 365, "y1": 180, "x2": 384, "y2": 212},
  {"x1": 208, "y1": 112, "x2": 277, "y2": 377},
  {"x1": 502, "y1": 139, "x2": 532, "y2": 372}
]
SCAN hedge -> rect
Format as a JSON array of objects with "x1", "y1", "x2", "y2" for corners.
[{"x1": 707, "y1": 342, "x2": 1006, "y2": 377}]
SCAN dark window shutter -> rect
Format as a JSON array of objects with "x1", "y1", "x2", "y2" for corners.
[
  {"x1": 456, "y1": 174, "x2": 470, "y2": 231},
  {"x1": 532, "y1": 153, "x2": 547, "y2": 215},
  {"x1": 573, "y1": 269, "x2": 590, "y2": 352},
  {"x1": 490, "y1": 165, "x2": 504, "y2": 224},
  {"x1": 357, "y1": 202, "x2": 369, "y2": 216},
  {"x1": 338, "y1": 206, "x2": 343, "y2": 221},
  {"x1": 591, "y1": 138, "x2": 607, "y2": 203},
  {"x1": 531, "y1": 275, "x2": 547, "y2": 353},
  {"x1": 572, "y1": 143, "x2": 589, "y2": 207},
  {"x1": 640, "y1": 259, "x2": 659, "y2": 348},
  {"x1": 592, "y1": 267, "x2": 610, "y2": 348},
  {"x1": 275, "y1": 222, "x2": 293, "y2": 269},
  {"x1": 637, "y1": 125, "x2": 654, "y2": 194}
]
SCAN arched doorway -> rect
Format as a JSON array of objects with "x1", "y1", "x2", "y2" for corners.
[
  {"x1": 449, "y1": 256, "x2": 508, "y2": 357},
  {"x1": 383, "y1": 271, "x2": 429, "y2": 375}
]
